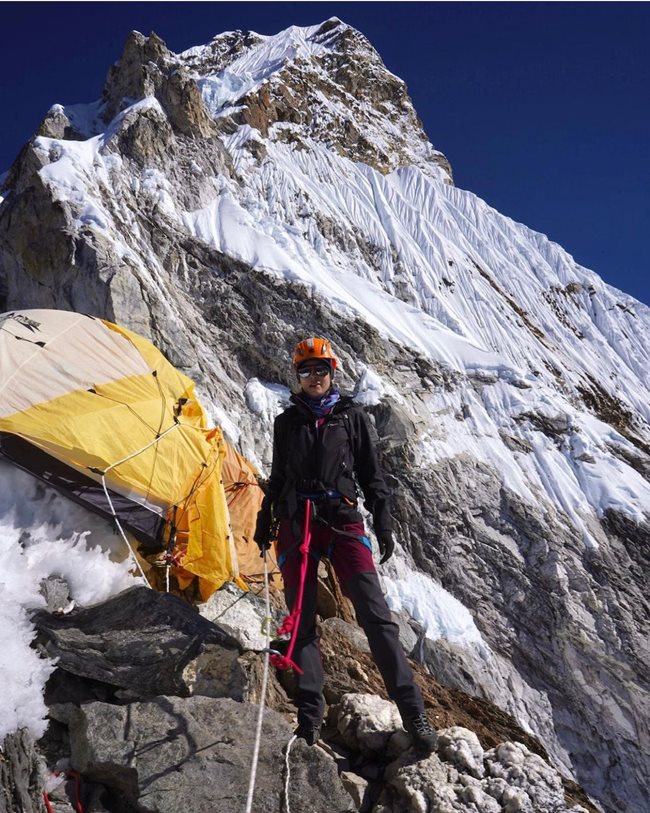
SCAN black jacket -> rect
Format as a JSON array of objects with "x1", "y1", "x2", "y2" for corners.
[{"x1": 255, "y1": 394, "x2": 393, "y2": 543}]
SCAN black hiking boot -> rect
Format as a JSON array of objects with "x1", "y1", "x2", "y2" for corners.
[
  {"x1": 404, "y1": 712, "x2": 437, "y2": 752},
  {"x1": 294, "y1": 722, "x2": 321, "y2": 746}
]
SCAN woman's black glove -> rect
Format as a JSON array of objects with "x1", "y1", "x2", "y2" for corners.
[
  {"x1": 377, "y1": 531, "x2": 394, "y2": 564},
  {"x1": 254, "y1": 512, "x2": 272, "y2": 554}
]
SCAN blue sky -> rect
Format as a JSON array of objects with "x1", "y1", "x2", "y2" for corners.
[{"x1": 2, "y1": 2, "x2": 648, "y2": 305}]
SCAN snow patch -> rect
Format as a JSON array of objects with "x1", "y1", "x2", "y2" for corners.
[
  {"x1": 353, "y1": 364, "x2": 385, "y2": 406},
  {"x1": 245, "y1": 377, "x2": 292, "y2": 422},
  {"x1": 383, "y1": 554, "x2": 489, "y2": 656},
  {"x1": 0, "y1": 461, "x2": 138, "y2": 743}
]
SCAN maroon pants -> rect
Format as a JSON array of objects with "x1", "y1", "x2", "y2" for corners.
[{"x1": 277, "y1": 518, "x2": 424, "y2": 729}]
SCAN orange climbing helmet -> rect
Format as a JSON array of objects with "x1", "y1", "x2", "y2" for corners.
[{"x1": 293, "y1": 337, "x2": 338, "y2": 370}]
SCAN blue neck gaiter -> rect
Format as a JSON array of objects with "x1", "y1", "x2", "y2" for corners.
[{"x1": 296, "y1": 387, "x2": 341, "y2": 418}]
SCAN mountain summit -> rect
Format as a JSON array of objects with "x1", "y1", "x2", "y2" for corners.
[
  {"x1": 1, "y1": 20, "x2": 649, "y2": 813},
  {"x1": 101, "y1": 18, "x2": 453, "y2": 179}
]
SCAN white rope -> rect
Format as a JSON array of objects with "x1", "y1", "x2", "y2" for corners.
[
  {"x1": 244, "y1": 552, "x2": 272, "y2": 813},
  {"x1": 99, "y1": 474, "x2": 151, "y2": 586},
  {"x1": 242, "y1": 552, "x2": 301, "y2": 813},
  {"x1": 283, "y1": 736, "x2": 297, "y2": 813},
  {"x1": 102, "y1": 422, "x2": 179, "y2": 473},
  {"x1": 96, "y1": 417, "x2": 196, "y2": 590}
]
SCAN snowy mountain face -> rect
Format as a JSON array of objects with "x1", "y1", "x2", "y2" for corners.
[{"x1": 1, "y1": 18, "x2": 649, "y2": 813}]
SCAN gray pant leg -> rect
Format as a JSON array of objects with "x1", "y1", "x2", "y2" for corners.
[{"x1": 343, "y1": 571, "x2": 425, "y2": 719}]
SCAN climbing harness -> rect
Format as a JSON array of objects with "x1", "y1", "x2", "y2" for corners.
[
  {"x1": 270, "y1": 499, "x2": 314, "y2": 673},
  {"x1": 271, "y1": 493, "x2": 371, "y2": 651}
]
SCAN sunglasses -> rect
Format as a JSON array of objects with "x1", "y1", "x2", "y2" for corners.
[{"x1": 297, "y1": 365, "x2": 331, "y2": 379}]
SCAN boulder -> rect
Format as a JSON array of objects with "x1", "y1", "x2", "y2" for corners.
[
  {"x1": 378, "y1": 736, "x2": 588, "y2": 813},
  {"x1": 340, "y1": 770, "x2": 369, "y2": 811},
  {"x1": 330, "y1": 693, "x2": 404, "y2": 757},
  {"x1": 198, "y1": 581, "x2": 283, "y2": 651},
  {"x1": 380, "y1": 751, "x2": 462, "y2": 813},
  {"x1": 437, "y1": 726, "x2": 485, "y2": 779},
  {"x1": 39, "y1": 576, "x2": 73, "y2": 615},
  {"x1": 32, "y1": 586, "x2": 240, "y2": 699},
  {"x1": 485, "y1": 741, "x2": 568, "y2": 811},
  {"x1": 67, "y1": 696, "x2": 355, "y2": 813}
]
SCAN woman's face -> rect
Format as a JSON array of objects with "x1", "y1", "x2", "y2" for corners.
[{"x1": 298, "y1": 362, "x2": 331, "y2": 397}]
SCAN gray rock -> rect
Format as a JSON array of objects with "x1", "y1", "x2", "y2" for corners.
[
  {"x1": 380, "y1": 736, "x2": 585, "y2": 813},
  {"x1": 437, "y1": 726, "x2": 485, "y2": 779},
  {"x1": 396, "y1": 452, "x2": 650, "y2": 812},
  {"x1": 181, "y1": 643, "x2": 248, "y2": 700},
  {"x1": 67, "y1": 696, "x2": 355, "y2": 813},
  {"x1": 198, "y1": 580, "x2": 283, "y2": 651},
  {"x1": 39, "y1": 577, "x2": 72, "y2": 615},
  {"x1": 331, "y1": 693, "x2": 403, "y2": 757},
  {"x1": 340, "y1": 771, "x2": 369, "y2": 811},
  {"x1": 391, "y1": 610, "x2": 419, "y2": 656},
  {"x1": 321, "y1": 616, "x2": 371, "y2": 654},
  {"x1": 485, "y1": 741, "x2": 567, "y2": 812},
  {"x1": 381, "y1": 751, "x2": 460, "y2": 813},
  {"x1": 0, "y1": 729, "x2": 47, "y2": 813},
  {"x1": 32, "y1": 585, "x2": 241, "y2": 698}
]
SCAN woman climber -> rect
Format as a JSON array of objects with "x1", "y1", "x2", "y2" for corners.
[{"x1": 254, "y1": 336, "x2": 436, "y2": 751}]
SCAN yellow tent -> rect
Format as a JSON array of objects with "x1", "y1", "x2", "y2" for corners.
[
  {"x1": 0, "y1": 309, "x2": 244, "y2": 600},
  {"x1": 222, "y1": 442, "x2": 281, "y2": 585}
]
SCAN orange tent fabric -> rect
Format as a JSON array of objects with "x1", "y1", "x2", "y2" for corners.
[{"x1": 222, "y1": 442, "x2": 282, "y2": 585}]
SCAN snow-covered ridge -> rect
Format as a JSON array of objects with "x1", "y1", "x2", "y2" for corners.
[
  {"x1": 180, "y1": 19, "x2": 347, "y2": 80},
  {"x1": 21, "y1": 75, "x2": 650, "y2": 547},
  {"x1": 186, "y1": 21, "x2": 336, "y2": 77},
  {"x1": 192, "y1": 23, "x2": 334, "y2": 119},
  {"x1": 187, "y1": 132, "x2": 650, "y2": 420}
]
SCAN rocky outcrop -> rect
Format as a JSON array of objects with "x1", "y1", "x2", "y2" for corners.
[
  {"x1": 23, "y1": 584, "x2": 598, "y2": 813},
  {"x1": 102, "y1": 31, "x2": 216, "y2": 138},
  {"x1": 389, "y1": 451, "x2": 650, "y2": 812},
  {"x1": 329, "y1": 695, "x2": 589, "y2": 813},
  {"x1": 61, "y1": 696, "x2": 355, "y2": 813},
  {"x1": 33, "y1": 586, "x2": 241, "y2": 701}
]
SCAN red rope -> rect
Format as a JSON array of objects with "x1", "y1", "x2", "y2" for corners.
[
  {"x1": 43, "y1": 770, "x2": 84, "y2": 813},
  {"x1": 271, "y1": 499, "x2": 313, "y2": 674}
]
